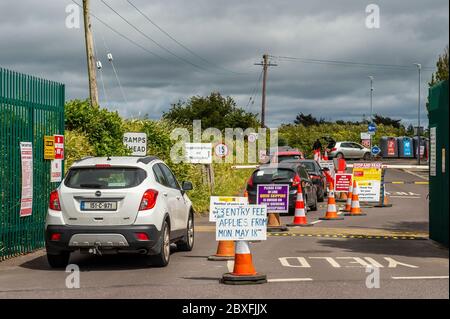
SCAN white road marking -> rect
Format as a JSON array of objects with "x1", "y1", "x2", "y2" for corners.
[
  {"x1": 403, "y1": 169, "x2": 429, "y2": 181},
  {"x1": 226, "y1": 260, "x2": 234, "y2": 272},
  {"x1": 389, "y1": 196, "x2": 421, "y2": 199},
  {"x1": 310, "y1": 220, "x2": 322, "y2": 224},
  {"x1": 392, "y1": 276, "x2": 449, "y2": 280},
  {"x1": 268, "y1": 278, "x2": 313, "y2": 282}
]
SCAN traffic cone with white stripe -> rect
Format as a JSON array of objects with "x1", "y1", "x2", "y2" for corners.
[
  {"x1": 342, "y1": 183, "x2": 353, "y2": 212},
  {"x1": 287, "y1": 183, "x2": 313, "y2": 227},
  {"x1": 221, "y1": 241, "x2": 267, "y2": 285},
  {"x1": 323, "y1": 150, "x2": 329, "y2": 160},
  {"x1": 345, "y1": 180, "x2": 367, "y2": 216},
  {"x1": 319, "y1": 182, "x2": 344, "y2": 220}
]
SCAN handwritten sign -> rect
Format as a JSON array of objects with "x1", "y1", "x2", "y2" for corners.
[
  {"x1": 215, "y1": 204, "x2": 267, "y2": 241},
  {"x1": 257, "y1": 184, "x2": 289, "y2": 214},
  {"x1": 209, "y1": 196, "x2": 248, "y2": 222}
]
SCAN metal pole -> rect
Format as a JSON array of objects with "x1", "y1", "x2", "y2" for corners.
[
  {"x1": 369, "y1": 76, "x2": 374, "y2": 150},
  {"x1": 414, "y1": 64, "x2": 422, "y2": 165},
  {"x1": 261, "y1": 54, "x2": 268, "y2": 128}
]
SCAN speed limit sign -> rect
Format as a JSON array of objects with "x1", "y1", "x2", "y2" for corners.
[{"x1": 214, "y1": 143, "x2": 229, "y2": 158}]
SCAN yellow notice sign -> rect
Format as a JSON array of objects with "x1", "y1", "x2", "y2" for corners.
[
  {"x1": 352, "y1": 162, "x2": 382, "y2": 202},
  {"x1": 44, "y1": 136, "x2": 55, "y2": 160}
]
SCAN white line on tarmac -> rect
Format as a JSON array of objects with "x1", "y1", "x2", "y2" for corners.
[
  {"x1": 227, "y1": 260, "x2": 234, "y2": 272},
  {"x1": 389, "y1": 196, "x2": 421, "y2": 199},
  {"x1": 268, "y1": 278, "x2": 313, "y2": 282},
  {"x1": 392, "y1": 276, "x2": 449, "y2": 280},
  {"x1": 310, "y1": 220, "x2": 322, "y2": 224}
]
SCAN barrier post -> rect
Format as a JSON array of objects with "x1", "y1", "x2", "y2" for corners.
[{"x1": 374, "y1": 168, "x2": 393, "y2": 207}]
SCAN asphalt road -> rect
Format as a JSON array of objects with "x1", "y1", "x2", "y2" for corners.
[{"x1": 0, "y1": 167, "x2": 448, "y2": 299}]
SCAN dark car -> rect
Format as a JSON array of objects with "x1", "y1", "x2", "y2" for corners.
[
  {"x1": 245, "y1": 162, "x2": 318, "y2": 214},
  {"x1": 297, "y1": 159, "x2": 327, "y2": 202}
]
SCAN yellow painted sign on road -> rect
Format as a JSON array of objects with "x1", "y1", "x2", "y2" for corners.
[{"x1": 44, "y1": 136, "x2": 55, "y2": 160}]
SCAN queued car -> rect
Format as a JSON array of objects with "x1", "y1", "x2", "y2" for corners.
[
  {"x1": 245, "y1": 162, "x2": 318, "y2": 214},
  {"x1": 45, "y1": 156, "x2": 195, "y2": 268},
  {"x1": 297, "y1": 159, "x2": 327, "y2": 202},
  {"x1": 328, "y1": 141, "x2": 371, "y2": 160},
  {"x1": 269, "y1": 147, "x2": 305, "y2": 163}
]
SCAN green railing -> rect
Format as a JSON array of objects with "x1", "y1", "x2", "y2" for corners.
[{"x1": 0, "y1": 68, "x2": 65, "y2": 260}]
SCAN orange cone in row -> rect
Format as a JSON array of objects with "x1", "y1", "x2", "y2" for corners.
[
  {"x1": 221, "y1": 241, "x2": 267, "y2": 285},
  {"x1": 343, "y1": 183, "x2": 353, "y2": 212},
  {"x1": 208, "y1": 240, "x2": 235, "y2": 261},
  {"x1": 345, "y1": 180, "x2": 367, "y2": 216},
  {"x1": 319, "y1": 183, "x2": 344, "y2": 220},
  {"x1": 287, "y1": 184, "x2": 313, "y2": 227}
]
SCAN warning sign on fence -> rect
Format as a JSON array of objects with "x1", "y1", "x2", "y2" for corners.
[
  {"x1": 215, "y1": 204, "x2": 267, "y2": 241},
  {"x1": 20, "y1": 142, "x2": 33, "y2": 217}
]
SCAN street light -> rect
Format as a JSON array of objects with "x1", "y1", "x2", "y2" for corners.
[
  {"x1": 413, "y1": 63, "x2": 421, "y2": 165},
  {"x1": 368, "y1": 76, "x2": 374, "y2": 149},
  {"x1": 368, "y1": 76, "x2": 374, "y2": 121}
]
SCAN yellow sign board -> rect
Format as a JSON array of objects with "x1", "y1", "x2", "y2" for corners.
[
  {"x1": 352, "y1": 162, "x2": 382, "y2": 202},
  {"x1": 44, "y1": 136, "x2": 55, "y2": 160}
]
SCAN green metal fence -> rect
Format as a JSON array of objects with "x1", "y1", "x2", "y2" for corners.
[
  {"x1": 0, "y1": 68, "x2": 65, "y2": 260},
  {"x1": 428, "y1": 80, "x2": 449, "y2": 247}
]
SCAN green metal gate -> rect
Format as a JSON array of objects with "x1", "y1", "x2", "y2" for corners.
[
  {"x1": 0, "y1": 68, "x2": 65, "y2": 260},
  {"x1": 428, "y1": 80, "x2": 449, "y2": 247}
]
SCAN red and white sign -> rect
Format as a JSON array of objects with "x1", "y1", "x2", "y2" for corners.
[
  {"x1": 54, "y1": 134, "x2": 64, "y2": 160},
  {"x1": 51, "y1": 159, "x2": 63, "y2": 182},
  {"x1": 334, "y1": 173, "x2": 353, "y2": 192},
  {"x1": 214, "y1": 143, "x2": 229, "y2": 158},
  {"x1": 20, "y1": 142, "x2": 33, "y2": 217}
]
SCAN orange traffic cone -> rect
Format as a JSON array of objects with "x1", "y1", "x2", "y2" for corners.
[
  {"x1": 345, "y1": 181, "x2": 367, "y2": 216},
  {"x1": 323, "y1": 150, "x2": 329, "y2": 160},
  {"x1": 221, "y1": 241, "x2": 267, "y2": 285},
  {"x1": 208, "y1": 240, "x2": 235, "y2": 261},
  {"x1": 287, "y1": 184, "x2": 313, "y2": 227},
  {"x1": 319, "y1": 183, "x2": 344, "y2": 220},
  {"x1": 343, "y1": 184, "x2": 353, "y2": 212}
]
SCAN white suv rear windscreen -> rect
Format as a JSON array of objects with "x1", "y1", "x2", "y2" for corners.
[{"x1": 64, "y1": 167, "x2": 147, "y2": 189}]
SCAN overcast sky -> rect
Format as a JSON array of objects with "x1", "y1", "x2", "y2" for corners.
[{"x1": 1, "y1": 0, "x2": 448, "y2": 127}]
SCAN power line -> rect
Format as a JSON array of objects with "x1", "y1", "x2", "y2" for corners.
[
  {"x1": 125, "y1": 0, "x2": 249, "y2": 75},
  {"x1": 100, "y1": 0, "x2": 219, "y2": 73},
  {"x1": 271, "y1": 55, "x2": 436, "y2": 71},
  {"x1": 72, "y1": 0, "x2": 167, "y2": 61},
  {"x1": 245, "y1": 69, "x2": 263, "y2": 110}
]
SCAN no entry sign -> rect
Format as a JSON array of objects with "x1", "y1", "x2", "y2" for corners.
[{"x1": 334, "y1": 173, "x2": 353, "y2": 192}]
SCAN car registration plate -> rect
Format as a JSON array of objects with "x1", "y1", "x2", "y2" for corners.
[{"x1": 81, "y1": 201, "x2": 117, "y2": 211}]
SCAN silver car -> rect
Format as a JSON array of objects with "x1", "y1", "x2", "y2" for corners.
[
  {"x1": 45, "y1": 156, "x2": 195, "y2": 268},
  {"x1": 328, "y1": 141, "x2": 371, "y2": 160}
]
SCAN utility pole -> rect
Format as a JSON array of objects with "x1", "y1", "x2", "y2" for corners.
[
  {"x1": 255, "y1": 54, "x2": 277, "y2": 127},
  {"x1": 368, "y1": 76, "x2": 374, "y2": 150},
  {"x1": 82, "y1": 0, "x2": 99, "y2": 107}
]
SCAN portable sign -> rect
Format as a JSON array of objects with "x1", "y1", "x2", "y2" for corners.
[
  {"x1": 123, "y1": 132, "x2": 147, "y2": 156},
  {"x1": 215, "y1": 204, "x2": 267, "y2": 241},
  {"x1": 334, "y1": 173, "x2": 353, "y2": 192},
  {"x1": 257, "y1": 184, "x2": 289, "y2": 214},
  {"x1": 50, "y1": 159, "x2": 62, "y2": 182},
  {"x1": 54, "y1": 135, "x2": 64, "y2": 160},
  {"x1": 19, "y1": 142, "x2": 33, "y2": 217},
  {"x1": 352, "y1": 162, "x2": 382, "y2": 202},
  {"x1": 209, "y1": 196, "x2": 248, "y2": 222},
  {"x1": 44, "y1": 136, "x2": 55, "y2": 160},
  {"x1": 318, "y1": 160, "x2": 335, "y2": 176},
  {"x1": 214, "y1": 143, "x2": 229, "y2": 158},
  {"x1": 185, "y1": 143, "x2": 212, "y2": 164}
]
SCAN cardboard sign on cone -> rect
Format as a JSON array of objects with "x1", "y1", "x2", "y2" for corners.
[
  {"x1": 287, "y1": 184, "x2": 313, "y2": 227},
  {"x1": 319, "y1": 183, "x2": 344, "y2": 220},
  {"x1": 345, "y1": 180, "x2": 367, "y2": 216},
  {"x1": 221, "y1": 241, "x2": 267, "y2": 285}
]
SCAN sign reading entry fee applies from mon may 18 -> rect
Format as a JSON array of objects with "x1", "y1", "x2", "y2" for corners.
[
  {"x1": 123, "y1": 132, "x2": 147, "y2": 156},
  {"x1": 215, "y1": 204, "x2": 267, "y2": 241},
  {"x1": 257, "y1": 184, "x2": 289, "y2": 214}
]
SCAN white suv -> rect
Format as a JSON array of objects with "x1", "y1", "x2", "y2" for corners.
[{"x1": 45, "y1": 156, "x2": 194, "y2": 268}]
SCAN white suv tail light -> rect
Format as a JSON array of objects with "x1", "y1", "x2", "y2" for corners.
[
  {"x1": 139, "y1": 189, "x2": 158, "y2": 210},
  {"x1": 49, "y1": 189, "x2": 61, "y2": 211}
]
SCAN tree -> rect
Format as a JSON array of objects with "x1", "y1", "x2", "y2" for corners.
[
  {"x1": 429, "y1": 45, "x2": 449, "y2": 87},
  {"x1": 406, "y1": 124, "x2": 415, "y2": 136},
  {"x1": 294, "y1": 113, "x2": 319, "y2": 126},
  {"x1": 372, "y1": 114, "x2": 402, "y2": 129},
  {"x1": 162, "y1": 92, "x2": 259, "y2": 130}
]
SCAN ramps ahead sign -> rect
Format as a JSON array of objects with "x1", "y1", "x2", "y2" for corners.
[{"x1": 123, "y1": 132, "x2": 147, "y2": 156}]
